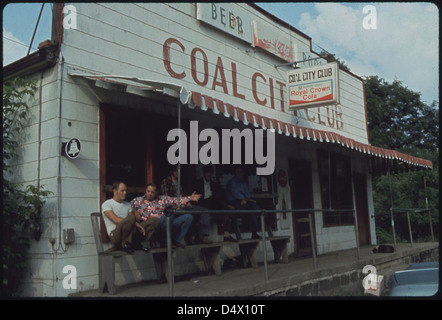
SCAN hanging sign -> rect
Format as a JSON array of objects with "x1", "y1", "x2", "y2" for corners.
[
  {"x1": 196, "y1": 3, "x2": 253, "y2": 44},
  {"x1": 288, "y1": 62, "x2": 339, "y2": 110},
  {"x1": 252, "y1": 20, "x2": 296, "y2": 62},
  {"x1": 62, "y1": 138, "x2": 81, "y2": 159}
]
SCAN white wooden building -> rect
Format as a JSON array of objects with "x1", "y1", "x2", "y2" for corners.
[{"x1": 3, "y1": 3, "x2": 432, "y2": 297}]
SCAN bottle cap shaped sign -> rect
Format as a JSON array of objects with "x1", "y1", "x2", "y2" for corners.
[{"x1": 62, "y1": 138, "x2": 81, "y2": 159}]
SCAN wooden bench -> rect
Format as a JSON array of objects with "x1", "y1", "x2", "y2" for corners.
[
  {"x1": 90, "y1": 212, "x2": 226, "y2": 293},
  {"x1": 90, "y1": 212, "x2": 172, "y2": 294}
]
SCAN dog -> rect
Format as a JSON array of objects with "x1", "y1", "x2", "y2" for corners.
[{"x1": 371, "y1": 244, "x2": 395, "y2": 253}]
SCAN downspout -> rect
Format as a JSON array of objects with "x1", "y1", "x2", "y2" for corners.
[
  {"x1": 51, "y1": 2, "x2": 67, "y2": 255},
  {"x1": 55, "y1": 53, "x2": 67, "y2": 255},
  {"x1": 34, "y1": 68, "x2": 45, "y2": 242}
]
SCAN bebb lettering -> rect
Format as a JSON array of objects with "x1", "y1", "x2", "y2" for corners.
[{"x1": 211, "y1": 3, "x2": 243, "y2": 35}]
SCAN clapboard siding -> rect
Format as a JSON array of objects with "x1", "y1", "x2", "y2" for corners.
[{"x1": 63, "y1": 3, "x2": 368, "y2": 144}]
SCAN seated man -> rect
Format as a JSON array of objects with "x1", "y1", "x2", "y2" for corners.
[
  {"x1": 194, "y1": 165, "x2": 238, "y2": 242},
  {"x1": 160, "y1": 165, "x2": 181, "y2": 197},
  {"x1": 102, "y1": 181, "x2": 158, "y2": 253},
  {"x1": 226, "y1": 167, "x2": 262, "y2": 239},
  {"x1": 161, "y1": 166, "x2": 211, "y2": 244},
  {"x1": 130, "y1": 183, "x2": 201, "y2": 248}
]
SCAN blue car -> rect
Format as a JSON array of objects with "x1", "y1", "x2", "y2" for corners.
[{"x1": 388, "y1": 262, "x2": 439, "y2": 296}]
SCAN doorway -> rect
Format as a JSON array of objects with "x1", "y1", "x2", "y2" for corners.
[
  {"x1": 289, "y1": 159, "x2": 314, "y2": 256},
  {"x1": 353, "y1": 173, "x2": 371, "y2": 245}
]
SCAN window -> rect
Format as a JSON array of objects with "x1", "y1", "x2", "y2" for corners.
[{"x1": 317, "y1": 150, "x2": 354, "y2": 226}]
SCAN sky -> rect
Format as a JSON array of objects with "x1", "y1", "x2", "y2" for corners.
[
  {"x1": 3, "y1": 3, "x2": 52, "y2": 63},
  {"x1": 257, "y1": 2, "x2": 439, "y2": 106},
  {"x1": 2, "y1": 2, "x2": 439, "y2": 105}
]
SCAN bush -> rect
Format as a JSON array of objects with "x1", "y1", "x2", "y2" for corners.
[{"x1": 2, "y1": 77, "x2": 52, "y2": 297}]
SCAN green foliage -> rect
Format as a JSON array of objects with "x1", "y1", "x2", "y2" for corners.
[
  {"x1": 2, "y1": 77, "x2": 53, "y2": 297},
  {"x1": 364, "y1": 76, "x2": 439, "y2": 152},
  {"x1": 3, "y1": 77, "x2": 36, "y2": 170},
  {"x1": 319, "y1": 50, "x2": 351, "y2": 72},
  {"x1": 365, "y1": 76, "x2": 439, "y2": 243}
]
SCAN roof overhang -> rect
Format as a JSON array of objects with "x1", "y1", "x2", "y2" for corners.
[
  {"x1": 69, "y1": 73, "x2": 191, "y2": 106},
  {"x1": 3, "y1": 42, "x2": 59, "y2": 81},
  {"x1": 69, "y1": 74, "x2": 433, "y2": 173}
]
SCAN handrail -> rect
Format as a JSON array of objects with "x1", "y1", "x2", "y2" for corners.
[
  {"x1": 375, "y1": 208, "x2": 431, "y2": 217},
  {"x1": 374, "y1": 207, "x2": 435, "y2": 247},
  {"x1": 162, "y1": 207, "x2": 359, "y2": 297},
  {"x1": 391, "y1": 207, "x2": 430, "y2": 213},
  {"x1": 391, "y1": 207, "x2": 433, "y2": 246},
  {"x1": 164, "y1": 208, "x2": 355, "y2": 215}
]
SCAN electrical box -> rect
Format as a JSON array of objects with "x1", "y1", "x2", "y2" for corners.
[{"x1": 63, "y1": 228, "x2": 75, "y2": 244}]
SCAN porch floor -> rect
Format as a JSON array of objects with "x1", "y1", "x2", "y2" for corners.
[{"x1": 71, "y1": 242, "x2": 438, "y2": 297}]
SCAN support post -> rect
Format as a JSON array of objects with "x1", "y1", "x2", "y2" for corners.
[
  {"x1": 406, "y1": 210, "x2": 413, "y2": 247},
  {"x1": 308, "y1": 211, "x2": 317, "y2": 269},
  {"x1": 353, "y1": 209, "x2": 360, "y2": 260},
  {"x1": 423, "y1": 173, "x2": 434, "y2": 242},
  {"x1": 261, "y1": 211, "x2": 268, "y2": 281},
  {"x1": 428, "y1": 211, "x2": 435, "y2": 242},
  {"x1": 166, "y1": 213, "x2": 174, "y2": 297},
  {"x1": 388, "y1": 163, "x2": 397, "y2": 250}
]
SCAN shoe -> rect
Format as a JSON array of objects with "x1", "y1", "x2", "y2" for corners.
[
  {"x1": 223, "y1": 235, "x2": 238, "y2": 242},
  {"x1": 251, "y1": 233, "x2": 262, "y2": 240},
  {"x1": 172, "y1": 241, "x2": 186, "y2": 249},
  {"x1": 121, "y1": 243, "x2": 134, "y2": 253},
  {"x1": 195, "y1": 235, "x2": 211, "y2": 244},
  {"x1": 134, "y1": 244, "x2": 151, "y2": 253}
]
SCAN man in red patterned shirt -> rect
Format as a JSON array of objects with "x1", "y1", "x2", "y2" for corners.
[{"x1": 130, "y1": 183, "x2": 201, "y2": 248}]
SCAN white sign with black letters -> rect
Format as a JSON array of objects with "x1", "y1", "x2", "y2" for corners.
[{"x1": 196, "y1": 3, "x2": 253, "y2": 44}]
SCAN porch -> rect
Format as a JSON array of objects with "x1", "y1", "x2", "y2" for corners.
[{"x1": 70, "y1": 241, "x2": 438, "y2": 297}]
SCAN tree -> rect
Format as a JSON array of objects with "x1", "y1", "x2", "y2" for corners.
[
  {"x1": 2, "y1": 77, "x2": 52, "y2": 297},
  {"x1": 364, "y1": 76, "x2": 439, "y2": 243},
  {"x1": 319, "y1": 50, "x2": 351, "y2": 72},
  {"x1": 364, "y1": 76, "x2": 439, "y2": 152}
]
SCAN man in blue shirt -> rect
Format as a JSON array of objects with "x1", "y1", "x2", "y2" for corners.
[{"x1": 226, "y1": 167, "x2": 261, "y2": 239}]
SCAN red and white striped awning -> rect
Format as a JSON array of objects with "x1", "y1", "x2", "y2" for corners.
[
  {"x1": 189, "y1": 91, "x2": 432, "y2": 170},
  {"x1": 69, "y1": 74, "x2": 432, "y2": 170}
]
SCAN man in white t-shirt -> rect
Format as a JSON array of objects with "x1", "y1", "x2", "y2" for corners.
[{"x1": 102, "y1": 181, "x2": 158, "y2": 252}]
